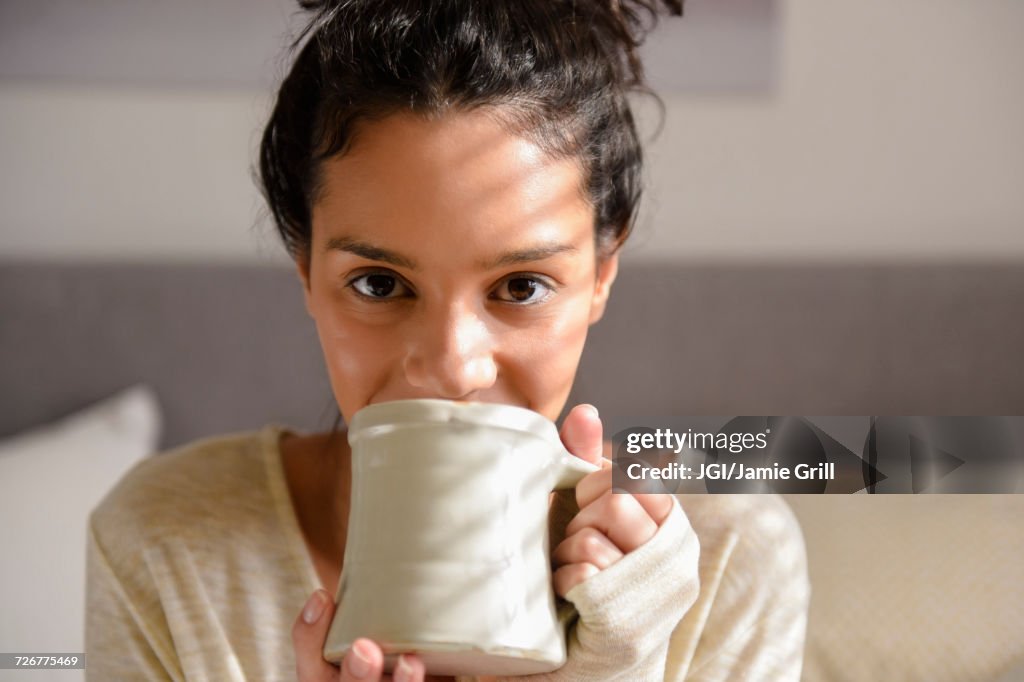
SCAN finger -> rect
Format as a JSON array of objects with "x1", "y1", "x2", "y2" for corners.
[
  {"x1": 338, "y1": 639, "x2": 384, "y2": 681},
  {"x1": 630, "y1": 490, "x2": 676, "y2": 526},
  {"x1": 392, "y1": 655, "x2": 428, "y2": 682},
  {"x1": 559, "y1": 404, "x2": 604, "y2": 466},
  {"x1": 564, "y1": 489, "x2": 658, "y2": 554},
  {"x1": 578, "y1": 469, "x2": 675, "y2": 527},
  {"x1": 553, "y1": 561, "x2": 600, "y2": 598},
  {"x1": 293, "y1": 590, "x2": 344, "y2": 682},
  {"x1": 552, "y1": 526, "x2": 624, "y2": 570},
  {"x1": 574, "y1": 466, "x2": 612, "y2": 509}
]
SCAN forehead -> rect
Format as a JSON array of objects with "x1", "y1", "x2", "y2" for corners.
[{"x1": 310, "y1": 110, "x2": 594, "y2": 251}]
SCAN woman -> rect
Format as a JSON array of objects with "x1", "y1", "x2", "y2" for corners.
[{"x1": 86, "y1": 1, "x2": 810, "y2": 680}]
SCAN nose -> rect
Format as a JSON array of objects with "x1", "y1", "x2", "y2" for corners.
[{"x1": 402, "y1": 301, "x2": 498, "y2": 399}]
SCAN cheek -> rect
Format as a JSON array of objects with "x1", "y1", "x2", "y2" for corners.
[
  {"x1": 501, "y1": 293, "x2": 593, "y2": 417},
  {"x1": 308, "y1": 298, "x2": 400, "y2": 418}
]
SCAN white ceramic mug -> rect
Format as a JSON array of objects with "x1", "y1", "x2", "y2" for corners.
[{"x1": 323, "y1": 399, "x2": 599, "y2": 676}]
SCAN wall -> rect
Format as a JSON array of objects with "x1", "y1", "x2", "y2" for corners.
[
  {"x1": 631, "y1": 0, "x2": 1024, "y2": 262},
  {"x1": 1, "y1": 0, "x2": 1022, "y2": 264}
]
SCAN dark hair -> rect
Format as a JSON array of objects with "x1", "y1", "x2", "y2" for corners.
[{"x1": 258, "y1": 0, "x2": 683, "y2": 266}]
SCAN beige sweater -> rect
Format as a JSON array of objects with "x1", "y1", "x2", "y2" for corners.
[{"x1": 86, "y1": 426, "x2": 810, "y2": 681}]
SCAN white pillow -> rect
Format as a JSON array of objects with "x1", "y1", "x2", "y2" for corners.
[{"x1": 0, "y1": 385, "x2": 161, "y2": 676}]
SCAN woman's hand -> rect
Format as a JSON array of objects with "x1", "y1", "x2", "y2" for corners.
[
  {"x1": 486, "y1": 404, "x2": 699, "y2": 681},
  {"x1": 552, "y1": 404, "x2": 675, "y2": 597},
  {"x1": 292, "y1": 589, "x2": 432, "y2": 682}
]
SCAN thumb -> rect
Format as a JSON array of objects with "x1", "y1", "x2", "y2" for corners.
[
  {"x1": 560, "y1": 404, "x2": 604, "y2": 466},
  {"x1": 292, "y1": 590, "x2": 341, "y2": 681}
]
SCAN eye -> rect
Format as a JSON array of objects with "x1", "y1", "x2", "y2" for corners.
[
  {"x1": 492, "y1": 275, "x2": 554, "y2": 304},
  {"x1": 348, "y1": 272, "x2": 412, "y2": 300}
]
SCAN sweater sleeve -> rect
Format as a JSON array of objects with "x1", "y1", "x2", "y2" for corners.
[
  {"x1": 683, "y1": 595, "x2": 807, "y2": 682},
  {"x1": 490, "y1": 493, "x2": 811, "y2": 682},
  {"x1": 674, "y1": 494, "x2": 811, "y2": 682},
  {"x1": 84, "y1": 513, "x2": 180, "y2": 682}
]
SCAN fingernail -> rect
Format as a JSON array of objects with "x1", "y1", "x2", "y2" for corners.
[
  {"x1": 348, "y1": 640, "x2": 373, "y2": 678},
  {"x1": 302, "y1": 590, "x2": 326, "y2": 624},
  {"x1": 583, "y1": 404, "x2": 599, "y2": 419},
  {"x1": 393, "y1": 655, "x2": 414, "y2": 682}
]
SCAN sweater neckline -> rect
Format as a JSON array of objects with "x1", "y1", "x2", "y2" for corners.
[{"x1": 262, "y1": 424, "x2": 323, "y2": 595}]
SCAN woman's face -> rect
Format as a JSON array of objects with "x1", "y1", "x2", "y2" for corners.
[{"x1": 297, "y1": 109, "x2": 618, "y2": 424}]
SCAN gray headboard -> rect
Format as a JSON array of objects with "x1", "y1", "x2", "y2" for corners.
[{"x1": 2, "y1": 260, "x2": 1023, "y2": 449}]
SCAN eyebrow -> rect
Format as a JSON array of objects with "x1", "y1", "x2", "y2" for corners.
[
  {"x1": 479, "y1": 242, "x2": 578, "y2": 269},
  {"x1": 324, "y1": 236, "x2": 577, "y2": 270},
  {"x1": 324, "y1": 236, "x2": 417, "y2": 269}
]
